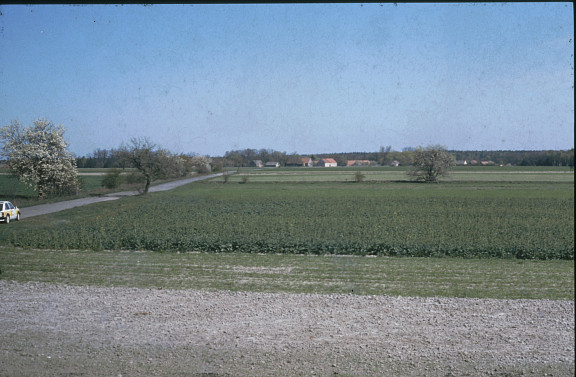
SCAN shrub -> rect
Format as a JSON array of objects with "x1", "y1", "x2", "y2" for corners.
[
  {"x1": 354, "y1": 171, "x2": 365, "y2": 183},
  {"x1": 101, "y1": 169, "x2": 124, "y2": 189}
]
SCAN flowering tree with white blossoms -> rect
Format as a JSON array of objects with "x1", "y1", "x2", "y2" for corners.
[
  {"x1": 0, "y1": 118, "x2": 80, "y2": 199},
  {"x1": 190, "y1": 155, "x2": 212, "y2": 174}
]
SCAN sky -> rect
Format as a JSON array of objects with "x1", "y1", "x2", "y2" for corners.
[{"x1": 0, "y1": 3, "x2": 573, "y2": 157}]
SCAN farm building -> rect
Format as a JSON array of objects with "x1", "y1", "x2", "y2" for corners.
[
  {"x1": 301, "y1": 158, "x2": 313, "y2": 167},
  {"x1": 389, "y1": 160, "x2": 400, "y2": 167},
  {"x1": 265, "y1": 161, "x2": 280, "y2": 168},
  {"x1": 347, "y1": 160, "x2": 373, "y2": 167},
  {"x1": 251, "y1": 160, "x2": 263, "y2": 168},
  {"x1": 318, "y1": 158, "x2": 338, "y2": 167}
]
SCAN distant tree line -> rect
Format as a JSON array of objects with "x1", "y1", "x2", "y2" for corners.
[
  {"x1": 76, "y1": 148, "x2": 121, "y2": 169},
  {"x1": 204, "y1": 147, "x2": 574, "y2": 168},
  {"x1": 75, "y1": 147, "x2": 573, "y2": 169},
  {"x1": 218, "y1": 148, "x2": 292, "y2": 168},
  {"x1": 450, "y1": 149, "x2": 574, "y2": 167}
]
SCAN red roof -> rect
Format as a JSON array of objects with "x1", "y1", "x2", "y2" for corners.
[
  {"x1": 322, "y1": 158, "x2": 337, "y2": 164},
  {"x1": 347, "y1": 160, "x2": 371, "y2": 166}
]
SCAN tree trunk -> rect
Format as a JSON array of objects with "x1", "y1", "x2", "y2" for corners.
[{"x1": 143, "y1": 174, "x2": 151, "y2": 194}]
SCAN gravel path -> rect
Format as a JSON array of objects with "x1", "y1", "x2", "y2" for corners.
[
  {"x1": 19, "y1": 173, "x2": 224, "y2": 219},
  {"x1": 0, "y1": 281, "x2": 573, "y2": 376}
]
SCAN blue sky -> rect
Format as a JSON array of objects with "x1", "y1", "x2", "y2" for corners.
[{"x1": 0, "y1": 3, "x2": 573, "y2": 157}]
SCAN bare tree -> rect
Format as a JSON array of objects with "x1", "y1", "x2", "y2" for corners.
[
  {"x1": 118, "y1": 138, "x2": 170, "y2": 194},
  {"x1": 117, "y1": 138, "x2": 211, "y2": 194},
  {"x1": 407, "y1": 146, "x2": 455, "y2": 183},
  {"x1": 0, "y1": 118, "x2": 80, "y2": 199}
]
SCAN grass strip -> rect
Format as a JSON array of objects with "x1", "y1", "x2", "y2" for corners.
[{"x1": 1, "y1": 247, "x2": 572, "y2": 300}]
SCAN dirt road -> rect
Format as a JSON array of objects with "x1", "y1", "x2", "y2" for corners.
[{"x1": 20, "y1": 173, "x2": 224, "y2": 219}]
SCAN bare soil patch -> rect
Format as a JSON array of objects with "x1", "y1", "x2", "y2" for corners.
[{"x1": 0, "y1": 281, "x2": 573, "y2": 376}]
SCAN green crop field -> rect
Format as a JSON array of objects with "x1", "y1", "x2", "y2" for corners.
[{"x1": 2, "y1": 168, "x2": 573, "y2": 260}]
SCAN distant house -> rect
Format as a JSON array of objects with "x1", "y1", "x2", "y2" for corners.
[
  {"x1": 455, "y1": 160, "x2": 467, "y2": 166},
  {"x1": 318, "y1": 158, "x2": 338, "y2": 167},
  {"x1": 347, "y1": 160, "x2": 373, "y2": 167},
  {"x1": 265, "y1": 161, "x2": 280, "y2": 168},
  {"x1": 389, "y1": 160, "x2": 400, "y2": 167},
  {"x1": 301, "y1": 158, "x2": 313, "y2": 167},
  {"x1": 285, "y1": 160, "x2": 302, "y2": 167},
  {"x1": 251, "y1": 160, "x2": 263, "y2": 168}
]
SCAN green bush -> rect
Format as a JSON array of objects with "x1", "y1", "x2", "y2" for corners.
[
  {"x1": 101, "y1": 169, "x2": 124, "y2": 189},
  {"x1": 354, "y1": 171, "x2": 365, "y2": 182}
]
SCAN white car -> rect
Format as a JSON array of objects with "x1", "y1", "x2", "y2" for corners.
[{"x1": 0, "y1": 201, "x2": 20, "y2": 224}]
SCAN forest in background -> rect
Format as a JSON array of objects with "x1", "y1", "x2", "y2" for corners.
[{"x1": 75, "y1": 148, "x2": 574, "y2": 169}]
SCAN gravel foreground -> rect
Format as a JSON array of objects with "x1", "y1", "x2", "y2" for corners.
[{"x1": 0, "y1": 281, "x2": 573, "y2": 376}]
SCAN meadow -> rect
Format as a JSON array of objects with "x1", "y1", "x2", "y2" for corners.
[{"x1": 1, "y1": 167, "x2": 573, "y2": 260}]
